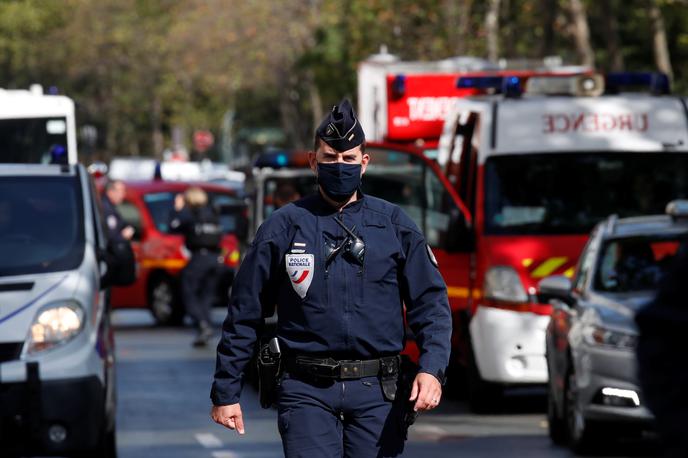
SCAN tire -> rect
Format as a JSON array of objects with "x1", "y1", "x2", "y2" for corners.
[
  {"x1": 547, "y1": 378, "x2": 567, "y2": 445},
  {"x1": 149, "y1": 276, "x2": 183, "y2": 326},
  {"x1": 467, "y1": 350, "x2": 502, "y2": 414},
  {"x1": 565, "y1": 369, "x2": 600, "y2": 454}
]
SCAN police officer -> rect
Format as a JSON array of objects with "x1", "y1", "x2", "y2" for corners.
[
  {"x1": 170, "y1": 187, "x2": 223, "y2": 346},
  {"x1": 102, "y1": 180, "x2": 134, "y2": 242},
  {"x1": 210, "y1": 99, "x2": 451, "y2": 457}
]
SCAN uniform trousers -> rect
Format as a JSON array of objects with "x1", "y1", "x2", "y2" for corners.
[
  {"x1": 277, "y1": 372, "x2": 406, "y2": 458},
  {"x1": 181, "y1": 251, "x2": 220, "y2": 326}
]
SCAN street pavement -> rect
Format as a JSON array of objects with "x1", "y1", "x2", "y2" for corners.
[{"x1": 112, "y1": 309, "x2": 660, "y2": 458}]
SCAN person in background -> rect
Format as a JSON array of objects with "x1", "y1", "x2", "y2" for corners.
[
  {"x1": 170, "y1": 187, "x2": 223, "y2": 347},
  {"x1": 102, "y1": 180, "x2": 134, "y2": 242},
  {"x1": 636, "y1": 242, "x2": 688, "y2": 457},
  {"x1": 273, "y1": 182, "x2": 301, "y2": 210}
]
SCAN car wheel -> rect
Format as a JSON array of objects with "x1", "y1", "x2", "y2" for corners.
[
  {"x1": 565, "y1": 369, "x2": 599, "y2": 453},
  {"x1": 547, "y1": 377, "x2": 567, "y2": 445},
  {"x1": 149, "y1": 277, "x2": 183, "y2": 326},
  {"x1": 467, "y1": 350, "x2": 502, "y2": 414}
]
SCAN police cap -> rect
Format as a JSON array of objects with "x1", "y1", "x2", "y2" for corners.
[{"x1": 315, "y1": 99, "x2": 365, "y2": 152}]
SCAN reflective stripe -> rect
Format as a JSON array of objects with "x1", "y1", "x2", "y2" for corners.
[
  {"x1": 0, "y1": 275, "x2": 68, "y2": 325},
  {"x1": 140, "y1": 259, "x2": 187, "y2": 269},
  {"x1": 531, "y1": 257, "x2": 568, "y2": 278}
]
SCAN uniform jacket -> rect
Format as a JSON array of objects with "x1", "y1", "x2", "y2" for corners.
[
  {"x1": 102, "y1": 195, "x2": 128, "y2": 242},
  {"x1": 211, "y1": 192, "x2": 451, "y2": 405},
  {"x1": 169, "y1": 206, "x2": 222, "y2": 252}
]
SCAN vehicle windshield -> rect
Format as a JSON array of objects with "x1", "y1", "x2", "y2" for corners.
[
  {"x1": 0, "y1": 176, "x2": 84, "y2": 276},
  {"x1": 485, "y1": 153, "x2": 688, "y2": 235},
  {"x1": 143, "y1": 191, "x2": 245, "y2": 236},
  {"x1": 0, "y1": 117, "x2": 69, "y2": 164},
  {"x1": 595, "y1": 236, "x2": 683, "y2": 293}
]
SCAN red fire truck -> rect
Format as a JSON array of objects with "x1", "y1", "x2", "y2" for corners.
[{"x1": 436, "y1": 72, "x2": 688, "y2": 412}]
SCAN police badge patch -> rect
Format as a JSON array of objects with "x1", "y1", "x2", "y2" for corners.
[{"x1": 285, "y1": 254, "x2": 314, "y2": 299}]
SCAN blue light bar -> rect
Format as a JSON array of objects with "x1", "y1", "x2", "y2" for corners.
[
  {"x1": 605, "y1": 72, "x2": 670, "y2": 95},
  {"x1": 391, "y1": 74, "x2": 406, "y2": 99},
  {"x1": 456, "y1": 75, "x2": 522, "y2": 97}
]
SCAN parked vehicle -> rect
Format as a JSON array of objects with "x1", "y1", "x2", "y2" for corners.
[
  {"x1": 0, "y1": 164, "x2": 133, "y2": 457},
  {"x1": 0, "y1": 85, "x2": 77, "y2": 164},
  {"x1": 106, "y1": 180, "x2": 247, "y2": 325},
  {"x1": 437, "y1": 72, "x2": 688, "y2": 412},
  {"x1": 542, "y1": 201, "x2": 688, "y2": 452}
]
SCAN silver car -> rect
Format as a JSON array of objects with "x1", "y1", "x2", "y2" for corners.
[
  {"x1": 541, "y1": 204, "x2": 688, "y2": 453},
  {"x1": 0, "y1": 164, "x2": 133, "y2": 457}
]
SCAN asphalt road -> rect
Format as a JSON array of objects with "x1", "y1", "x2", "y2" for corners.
[{"x1": 112, "y1": 309, "x2": 660, "y2": 458}]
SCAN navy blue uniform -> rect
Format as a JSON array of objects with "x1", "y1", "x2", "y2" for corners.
[
  {"x1": 212, "y1": 191, "x2": 451, "y2": 456},
  {"x1": 102, "y1": 195, "x2": 128, "y2": 242},
  {"x1": 170, "y1": 206, "x2": 222, "y2": 330}
]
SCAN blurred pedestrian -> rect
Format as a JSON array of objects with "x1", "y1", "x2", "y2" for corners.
[
  {"x1": 102, "y1": 180, "x2": 134, "y2": 241},
  {"x1": 273, "y1": 182, "x2": 301, "y2": 209},
  {"x1": 170, "y1": 187, "x2": 223, "y2": 347},
  {"x1": 210, "y1": 99, "x2": 451, "y2": 457},
  {"x1": 636, "y1": 242, "x2": 688, "y2": 457}
]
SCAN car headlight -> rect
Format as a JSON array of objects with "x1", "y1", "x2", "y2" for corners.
[
  {"x1": 582, "y1": 324, "x2": 636, "y2": 349},
  {"x1": 27, "y1": 301, "x2": 85, "y2": 354},
  {"x1": 484, "y1": 266, "x2": 528, "y2": 303}
]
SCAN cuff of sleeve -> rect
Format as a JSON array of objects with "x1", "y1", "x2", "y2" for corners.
[
  {"x1": 418, "y1": 361, "x2": 447, "y2": 385},
  {"x1": 210, "y1": 384, "x2": 240, "y2": 406}
]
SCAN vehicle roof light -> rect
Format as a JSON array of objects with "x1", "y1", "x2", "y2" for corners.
[
  {"x1": 456, "y1": 75, "x2": 522, "y2": 97},
  {"x1": 525, "y1": 74, "x2": 604, "y2": 97},
  {"x1": 605, "y1": 72, "x2": 670, "y2": 95},
  {"x1": 666, "y1": 200, "x2": 688, "y2": 219},
  {"x1": 391, "y1": 74, "x2": 406, "y2": 99}
]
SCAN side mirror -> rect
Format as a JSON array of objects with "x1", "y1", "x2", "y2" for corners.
[
  {"x1": 538, "y1": 275, "x2": 573, "y2": 305},
  {"x1": 445, "y1": 208, "x2": 475, "y2": 252}
]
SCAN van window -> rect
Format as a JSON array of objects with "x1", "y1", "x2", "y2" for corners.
[
  {"x1": 0, "y1": 117, "x2": 69, "y2": 164},
  {"x1": 484, "y1": 153, "x2": 688, "y2": 235},
  {"x1": 0, "y1": 176, "x2": 84, "y2": 275}
]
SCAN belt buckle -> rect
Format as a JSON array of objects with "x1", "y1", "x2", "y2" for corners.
[
  {"x1": 340, "y1": 360, "x2": 363, "y2": 379},
  {"x1": 303, "y1": 358, "x2": 340, "y2": 378}
]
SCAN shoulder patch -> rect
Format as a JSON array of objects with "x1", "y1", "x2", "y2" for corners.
[{"x1": 426, "y1": 244, "x2": 438, "y2": 268}]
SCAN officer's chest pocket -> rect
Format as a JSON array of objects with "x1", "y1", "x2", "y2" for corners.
[{"x1": 363, "y1": 222, "x2": 401, "y2": 285}]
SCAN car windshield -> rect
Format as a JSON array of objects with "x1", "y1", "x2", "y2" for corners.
[
  {"x1": 0, "y1": 117, "x2": 69, "y2": 164},
  {"x1": 0, "y1": 176, "x2": 84, "y2": 276},
  {"x1": 595, "y1": 236, "x2": 682, "y2": 293},
  {"x1": 143, "y1": 191, "x2": 245, "y2": 235},
  {"x1": 485, "y1": 153, "x2": 688, "y2": 235}
]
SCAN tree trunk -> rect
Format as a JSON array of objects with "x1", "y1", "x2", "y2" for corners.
[
  {"x1": 445, "y1": 0, "x2": 473, "y2": 55},
  {"x1": 568, "y1": 0, "x2": 595, "y2": 67},
  {"x1": 151, "y1": 95, "x2": 164, "y2": 155},
  {"x1": 306, "y1": 70, "x2": 323, "y2": 135},
  {"x1": 647, "y1": 0, "x2": 673, "y2": 80},
  {"x1": 486, "y1": 0, "x2": 501, "y2": 61},
  {"x1": 540, "y1": 0, "x2": 557, "y2": 57},
  {"x1": 601, "y1": 0, "x2": 624, "y2": 71}
]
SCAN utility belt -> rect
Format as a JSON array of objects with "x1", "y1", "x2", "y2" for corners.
[
  {"x1": 256, "y1": 340, "x2": 419, "y2": 437},
  {"x1": 284, "y1": 355, "x2": 400, "y2": 382}
]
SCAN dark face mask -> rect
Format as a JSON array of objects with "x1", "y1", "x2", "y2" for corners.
[{"x1": 317, "y1": 162, "x2": 361, "y2": 202}]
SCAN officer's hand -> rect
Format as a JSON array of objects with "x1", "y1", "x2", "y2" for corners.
[
  {"x1": 121, "y1": 226, "x2": 135, "y2": 240},
  {"x1": 409, "y1": 372, "x2": 442, "y2": 412},
  {"x1": 211, "y1": 404, "x2": 245, "y2": 435}
]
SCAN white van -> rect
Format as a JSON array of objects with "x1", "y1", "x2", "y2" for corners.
[
  {"x1": 0, "y1": 164, "x2": 133, "y2": 457},
  {"x1": 0, "y1": 85, "x2": 77, "y2": 165}
]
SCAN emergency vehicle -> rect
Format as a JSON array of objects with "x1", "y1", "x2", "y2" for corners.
[
  {"x1": 104, "y1": 181, "x2": 246, "y2": 325},
  {"x1": 437, "y1": 72, "x2": 688, "y2": 411},
  {"x1": 357, "y1": 50, "x2": 584, "y2": 156},
  {"x1": 0, "y1": 85, "x2": 77, "y2": 164}
]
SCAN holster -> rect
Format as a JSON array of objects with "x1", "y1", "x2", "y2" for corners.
[
  {"x1": 393, "y1": 356, "x2": 420, "y2": 438},
  {"x1": 257, "y1": 341, "x2": 281, "y2": 409}
]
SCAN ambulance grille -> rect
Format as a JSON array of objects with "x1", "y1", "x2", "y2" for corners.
[{"x1": 0, "y1": 342, "x2": 23, "y2": 363}]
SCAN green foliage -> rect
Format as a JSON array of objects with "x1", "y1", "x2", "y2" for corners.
[{"x1": 0, "y1": 0, "x2": 686, "y2": 157}]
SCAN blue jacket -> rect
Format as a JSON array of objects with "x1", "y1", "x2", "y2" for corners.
[{"x1": 211, "y1": 192, "x2": 451, "y2": 405}]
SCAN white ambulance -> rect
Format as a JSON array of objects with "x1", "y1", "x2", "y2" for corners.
[
  {"x1": 436, "y1": 72, "x2": 688, "y2": 411},
  {"x1": 0, "y1": 85, "x2": 77, "y2": 164}
]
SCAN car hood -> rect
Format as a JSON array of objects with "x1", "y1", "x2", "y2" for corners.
[
  {"x1": 0, "y1": 271, "x2": 80, "y2": 343},
  {"x1": 588, "y1": 291, "x2": 655, "y2": 333}
]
